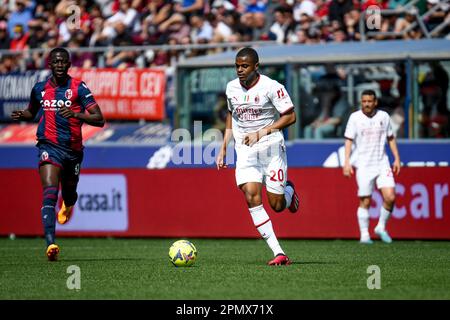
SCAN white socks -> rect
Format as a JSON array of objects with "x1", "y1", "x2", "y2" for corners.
[
  {"x1": 376, "y1": 206, "x2": 391, "y2": 232},
  {"x1": 357, "y1": 207, "x2": 370, "y2": 240},
  {"x1": 284, "y1": 185, "x2": 294, "y2": 209},
  {"x1": 249, "y1": 205, "x2": 284, "y2": 256}
]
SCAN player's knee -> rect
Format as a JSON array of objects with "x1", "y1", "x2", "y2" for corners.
[
  {"x1": 384, "y1": 193, "x2": 396, "y2": 206},
  {"x1": 359, "y1": 198, "x2": 371, "y2": 209},
  {"x1": 271, "y1": 202, "x2": 285, "y2": 213},
  {"x1": 245, "y1": 193, "x2": 262, "y2": 207}
]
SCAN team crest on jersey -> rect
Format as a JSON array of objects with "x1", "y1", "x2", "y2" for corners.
[
  {"x1": 74, "y1": 163, "x2": 80, "y2": 175},
  {"x1": 65, "y1": 89, "x2": 72, "y2": 100},
  {"x1": 41, "y1": 151, "x2": 49, "y2": 161},
  {"x1": 254, "y1": 95, "x2": 260, "y2": 104}
]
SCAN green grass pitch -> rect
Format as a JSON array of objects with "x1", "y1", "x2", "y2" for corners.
[{"x1": 1, "y1": 238, "x2": 449, "y2": 299}]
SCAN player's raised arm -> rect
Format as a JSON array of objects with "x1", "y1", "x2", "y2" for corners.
[{"x1": 216, "y1": 110, "x2": 232, "y2": 170}]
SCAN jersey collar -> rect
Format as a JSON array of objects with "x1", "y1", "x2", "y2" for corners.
[
  {"x1": 240, "y1": 74, "x2": 260, "y2": 90},
  {"x1": 49, "y1": 75, "x2": 71, "y2": 88},
  {"x1": 362, "y1": 109, "x2": 377, "y2": 118}
]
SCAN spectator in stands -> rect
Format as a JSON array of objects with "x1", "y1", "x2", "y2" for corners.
[
  {"x1": 0, "y1": 20, "x2": 11, "y2": 50},
  {"x1": 423, "y1": 0, "x2": 450, "y2": 35},
  {"x1": 387, "y1": 0, "x2": 409, "y2": 9},
  {"x1": 223, "y1": 10, "x2": 253, "y2": 42},
  {"x1": 293, "y1": 0, "x2": 316, "y2": 22},
  {"x1": 7, "y1": 0, "x2": 35, "y2": 38},
  {"x1": 10, "y1": 24, "x2": 29, "y2": 51},
  {"x1": 361, "y1": 0, "x2": 388, "y2": 11},
  {"x1": 240, "y1": 0, "x2": 268, "y2": 39},
  {"x1": 394, "y1": 6, "x2": 422, "y2": 39},
  {"x1": 419, "y1": 61, "x2": 449, "y2": 138},
  {"x1": 105, "y1": 22, "x2": 138, "y2": 69},
  {"x1": 24, "y1": 19, "x2": 48, "y2": 70},
  {"x1": 101, "y1": 0, "x2": 140, "y2": 44},
  {"x1": 140, "y1": 0, "x2": 174, "y2": 44},
  {"x1": 27, "y1": 19, "x2": 47, "y2": 49},
  {"x1": 269, "y1": 6, "x2": 291, "y2": 43},
  {"x1": 67, "y1": 38, "x2": 96, "y2": 68},
  {"x1": 173, "y1": 0, "x2": 205, "y2": 20},
  {"x1": 54, "y1": 0, "x2": 76, "y2": 19},
  {"x1": 95, "y1": 0, "x2": 116, "y2": 18},
  {"x1": 208, "y1": 12, "x2": 233, "y2": 51},
  {"x1": 343, "y1": 9, "x2": 360, "y2": 40},
  {"x1": 328, "y1": 0, "x2": 355, "y2": 28},
  {"x1": 303, "y1": 65, "x2": 349, "y2": 139},
  {"x1": 374, "y1": 13, "x2": 398, "y2": 40},
  {"x1": 0, "y1": 55, "x2": 19, "y2": 74},
  {"x1": 88, "y1": 14, "x2": 106, "y2": 46},
  {"x1": 211, "y1": 0, "x2": 236, "y2": 17},
  {"x1": 190, "y1": 13, "x2": 214, "y2": 44}
]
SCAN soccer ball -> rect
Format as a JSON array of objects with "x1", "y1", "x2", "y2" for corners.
[{"x1": 168, "y1": 240, "x2": 197, "y2": 267}]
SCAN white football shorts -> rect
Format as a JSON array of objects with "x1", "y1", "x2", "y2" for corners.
[
  {"x1": 356, "y1": 165, "x2": 395, "y2": 197},
  {"x1": 235, "y1": 138, "x2": 287, "y2": 195}
]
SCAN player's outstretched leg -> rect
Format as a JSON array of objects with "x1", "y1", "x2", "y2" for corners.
[
  {"x1": 58, "y1": 178, "x2": 79, "y2": 224},
  {"x1": 268, "y1": 253, "x2": 292, "y2": 266},
  {"x1": 374, "y1": 207, "x2": 393, "y2": 243},
  {"x1": 57, "y1": 200, "x2": 75, "y2": 225},
  {"x1": 374, "y1": 227, "x2": 392, "y2": 244},
  {"x1": 285, "y1": 181, "x2": 299, "y2": 213},
  {"x1": 46, "y1": 244, "x2": 60, "y2": 261}
]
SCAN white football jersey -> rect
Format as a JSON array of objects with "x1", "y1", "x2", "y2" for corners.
[
  {"x1": 226, "y1": 74, "x2": 294, "y2": 146},
  {"x1": 344, "y1": 109, "x2": 394, "y2": 169}
]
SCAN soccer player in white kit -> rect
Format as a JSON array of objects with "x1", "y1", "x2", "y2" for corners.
[
  {"x1": 216, "y1": 47, "x2": 299, "y2": 266},
  {"x1": 343, "y1": 90, "x2": 401, "y2": 244}
]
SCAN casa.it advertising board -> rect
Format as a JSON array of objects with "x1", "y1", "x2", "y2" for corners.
[
  {"x1": 69, "y1": 68, "x2": 166, "y2": 121},
  {"x1": 55, "y1": 174, "x2": 128, "y2": 232},
  {"x1": 0, "y1": 168, "x2": 448, "y2": 239}
]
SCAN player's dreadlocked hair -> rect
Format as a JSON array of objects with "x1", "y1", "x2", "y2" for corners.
[
  {"x1": 49, "y1": 47, "x2": 71, "y2": 60},
  {"x1": 236, "y1": 47, "x2": 259, "y2": 64}
]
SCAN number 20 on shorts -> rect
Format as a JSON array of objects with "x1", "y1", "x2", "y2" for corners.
[{"x1": 270, "y1": 169, "x2": 284, "y2": 182}]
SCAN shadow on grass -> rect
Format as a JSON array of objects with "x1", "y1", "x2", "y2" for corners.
[
  {"x1": 291, "y1": 261, "x2": 338, "y2": 265},
  {"x1": 59, "y1": 257, "x2": 146, "y2": 262}
]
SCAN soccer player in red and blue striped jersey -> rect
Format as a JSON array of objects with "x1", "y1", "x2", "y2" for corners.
[{"x1": 11, "y1": 48, "x2": 105, "y2": 261}]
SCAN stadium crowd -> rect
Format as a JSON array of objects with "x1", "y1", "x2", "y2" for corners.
[{"x1": 0, "y1": 0, "x2": 449, "y2": 72}]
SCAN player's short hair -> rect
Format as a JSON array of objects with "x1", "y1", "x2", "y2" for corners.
[
  {"x1": 49, "y1": 47, "x2": 71, "y2": 61},
  {"x1": 236, "y1": 47, "x2": 259, "y2": 64},
  {"x1": 361, "y1": 89, "x2": 377, "y2": 99}
]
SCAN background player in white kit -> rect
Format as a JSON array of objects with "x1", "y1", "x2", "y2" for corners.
[
  {"x1": 343, "y1": 90, "x2": 401, "y2": 244},
  {"x1": 216, "y1": 47, "x2": 299, "y2": 266}
]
